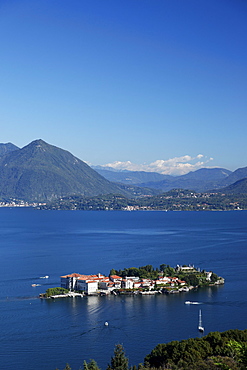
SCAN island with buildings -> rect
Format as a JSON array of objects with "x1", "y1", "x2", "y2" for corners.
[{"x1": 43, "y1": 264, "x2": 224, "y2": 298}]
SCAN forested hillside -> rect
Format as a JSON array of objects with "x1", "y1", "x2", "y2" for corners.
[{"x1": 56, "y1": 329, "x2": 247, "y2": 370}]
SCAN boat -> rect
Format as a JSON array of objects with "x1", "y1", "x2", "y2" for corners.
[
  {"x1": 31, "y1": 284, "x2": 41, "y2": 287},
  {"x1": 104, "y1": 321, "x2": 109, "y2": 326},
  {"x1": 40, "y1": 275, "x2": 49, "y2": 279},
  {"x1": 198, "y1": 309, "x2": 204, "y2": 332},
  {"x1": 185, "y1": 301, "x2": 200, "y2": 305}
]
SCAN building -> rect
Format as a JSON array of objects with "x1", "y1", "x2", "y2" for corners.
[{"x1": 61, "y1": 273, "x2": 106, "y2": 294}]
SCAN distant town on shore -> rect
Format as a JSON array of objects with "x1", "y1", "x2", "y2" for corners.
[{"x1": 0, "y1": 140, "x2": 247, "y2": 211}]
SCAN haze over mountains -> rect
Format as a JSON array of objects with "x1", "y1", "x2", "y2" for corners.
[
  {"x1": 0, "y1": 140, "x2": 246, "y2": 202},
  {"x1": 93, "y1": 167, "x2": 234, "y2": 192}
]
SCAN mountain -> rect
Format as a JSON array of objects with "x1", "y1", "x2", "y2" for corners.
[
  {"x1": 219, "y1": 166, "x2": 247, "y2": 187},
  {"x1": 0, "y1": 139, "x2": 133, "y2": 202},
  {"x1": 95, "y1": 167, "x2": 232, "y2": 192},
  {"x1": 93, "y1": 168, "x2": 170, "y2": 185},
  {"x1": 219, "y1": 177, "x2": 247, "y2": 194},
  {"x1": 137, "y1": 168, "x2": 232, "y2": 192},
  {"x1": 0, "y1": 142, "x2": 19, "y2": 156}
]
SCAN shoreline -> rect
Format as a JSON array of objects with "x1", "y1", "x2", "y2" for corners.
[{"x1": 40, "y1": 282, "x2": 224, "y2": 300}]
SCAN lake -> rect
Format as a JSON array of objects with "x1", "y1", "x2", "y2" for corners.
[{"x1": 0, "y1": 209, "x2": 246, "y2": 370}]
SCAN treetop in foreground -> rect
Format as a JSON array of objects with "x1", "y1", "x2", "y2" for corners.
[{"x1": 55, "y1": 329, "x2": 247, "y2": 370}]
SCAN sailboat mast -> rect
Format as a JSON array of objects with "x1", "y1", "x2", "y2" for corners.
[{"x1": 198, "y1": 309, "x2": 204, "y2": 332}]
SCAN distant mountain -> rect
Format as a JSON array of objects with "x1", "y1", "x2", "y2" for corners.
[
  {"x1": 0, "y1": 142, "x2": 19, "y2": 156},
  {"x1": 0, "y1": 139, "x2": 133, "y2": 202},
  {"x1": 94, "y1": 166, "x2": 238, "y2": 192},
  {"x1": 93, "y1": 168, "x2": 170, "y2": 185},
  {"x1": 1, "y1": 139, "x2": 246, "y2": 201},
  {"x1": 138, "y1": 168, "x2": 232, "y2": 192},
  {"x1": 219, "y1": 166, "x2": 247, "y2": 187},
  {"x1": 219, "y1": 177, "x2": 247, "y2": 194}
]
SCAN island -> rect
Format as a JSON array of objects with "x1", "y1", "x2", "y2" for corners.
[{"x1": 43, "y1": 264, "x2": 224, "y2": 298}]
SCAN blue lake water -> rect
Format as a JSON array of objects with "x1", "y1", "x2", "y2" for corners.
[{"x1": 0, "y1": 209, "x2": 246, "y2": 369}]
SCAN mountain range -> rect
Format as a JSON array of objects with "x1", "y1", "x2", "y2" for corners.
[
  {"x1": 94, "y1": 166, "x2": 247, "y2": 193},
  {"x1": 0, "y1": 139, "x2": 246, "y2": 202},
  {"x1": 0, "y1": 140, "x2": 133, "y2": 201}
]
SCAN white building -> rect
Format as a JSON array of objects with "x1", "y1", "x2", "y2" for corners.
[
  {"x1": 61, "y1": 273, "x2": 106, "y2": 294},
  {"x1": 77, "y1": 278, "x2": 99, "y2": 294}
]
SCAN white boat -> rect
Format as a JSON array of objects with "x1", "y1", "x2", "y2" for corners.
[
  {"x1": 185, "y1": 301, "x2": 200, "y2": 305},
  {"x1": 104, "y1": 321, "x2": 109, "y2": 326},
  {"x1": 40, "y1": 275, "x2": 49, "y2": 279},
  {"x1": 198, "y1": 309, "x2": 204, "y2": 332}
]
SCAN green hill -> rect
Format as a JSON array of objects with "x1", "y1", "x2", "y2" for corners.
[
  {"x1": 220, "y1": 166, "x2": 247, "y2": 187},
  {"x1": 220, "y1": 177, "x2": 247, "y2": 194},
  {"x1": 0, "y1": 139, "x2": 130, "y2": 202}
]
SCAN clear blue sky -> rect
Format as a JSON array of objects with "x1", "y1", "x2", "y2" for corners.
[{"x1": 0, "y1": 0, "x2": 246, "y2": 173}]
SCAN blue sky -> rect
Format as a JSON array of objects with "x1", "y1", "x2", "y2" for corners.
[{"x1": 0, "y1": 0, "x2": 246, "y2": 174}]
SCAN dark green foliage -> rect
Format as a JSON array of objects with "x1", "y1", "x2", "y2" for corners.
[
  {"x1": 107, "y1": 344, "x2": 129, "y2": 370},
  {"x1": 63, "y1": 364, "x2": 71, "y2": 370},
  {"x1": 160, "y1": 265, "x2": 175, "y2": 277},
  {"x1": 109, "y1": 264, "x2": 220, "y2": 288},
  {"x1": 183, "y1": 274, "x2": 200, "y2": 286},
  {"x1": 144, "y1": 329, "x2": 247, "y2": 370},
  {"x1": 83, "y1": 359, "x2": 100, "y2": 370},
  {"x1": 46, "y1": 287, "x2": 69, "y2": 297},
  {"x1": 210, "y1": 273, "x2": 219, "y2": 283},
  {"x1": 113, "y1": 265, "x2": 160, "y2": 280},
  {"x1": 56, "y1": 329, "x2": 247, "y2": 370}
]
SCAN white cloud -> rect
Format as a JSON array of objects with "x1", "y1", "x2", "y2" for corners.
[{"x1": 101, "y1": 155, "x2": 214, "y2": 175}]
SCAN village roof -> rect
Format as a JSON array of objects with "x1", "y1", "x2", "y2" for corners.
[
  {"x1": 60, "y1": 273, "x2": 82, "y2": 278},
  {"x1": 61, "y1": 273, "x2": 106, "y2": 280}
]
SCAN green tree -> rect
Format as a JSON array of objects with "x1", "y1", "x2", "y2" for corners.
[
  {"x1": 210, "y1": 273, "x2": 219, "y2": 283},
  {"x1": 184, "y1": 274, "x2": 199, "y2": 286},
  {"x1": 46, "y1": 287, "x2": 69, "y2": 297},
  {"x1": 63, "y1": 364, "x2": 71, "y2": 370},
  {"x1": 83, "y1": 359, "x2": 100, "y2": 370},
  {"x1": 240, "y1": 343, "x2": 247, "y2": 367},
  {"x1": 107, "y1": 344, "x2": 129, "y2": 370},
  {"x1": 159, "y1": 264, "x2": 167, "y2": 272}
]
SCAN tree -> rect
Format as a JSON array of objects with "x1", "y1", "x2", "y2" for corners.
[
  {"x1": 83, "y1": 359, "x2": 100, "y2": 370},
  {"x1": 160, "y1": 264, "x2": 167, "y2": 272},
  {"x1": 184, "y1": 274, "x2": 199, "y2": 286},
  {"x1": 210, "y1": 273, "x2": 219, "y2": 283},
  {"x1": 63, "y1": 364, "x2": 71, "y2": 370},
  {"x1": 107, "y1": 344, "x2": 129, "y2": 370}
]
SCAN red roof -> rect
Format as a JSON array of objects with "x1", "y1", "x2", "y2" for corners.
[
  {"x1": 61, "y1": 273, "x2": 82, "y2": 278},
  {"x1": 61, "y1": 273, "x2": 106, "y2": 281}
]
